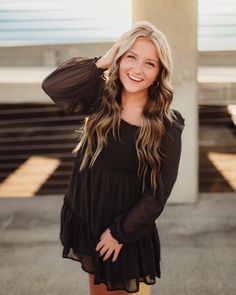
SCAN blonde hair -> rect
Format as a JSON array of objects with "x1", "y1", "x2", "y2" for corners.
[{"x1": 72, "y1": 20, "x2": 176, "y2": 194}]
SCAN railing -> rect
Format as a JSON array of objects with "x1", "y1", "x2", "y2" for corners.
[
  {"x1": 0, "y1": 103, "x2": 81, "y2": 197},
  {"x1": 0, "y1": 103, "x2": 236, "y2": 197},
  {"x1": 199, "y1": 105, "x2": 236, "y2": 192}
]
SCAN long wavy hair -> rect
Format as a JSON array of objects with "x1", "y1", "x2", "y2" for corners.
[{"x1": 72, "y1": 21, "x2": 177, "y2": 194}]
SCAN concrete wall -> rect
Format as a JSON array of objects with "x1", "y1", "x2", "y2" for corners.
[
  {"x1": 0, "y1": 43, "x2": 113, "y2": 103},
  {"x1": 132, "y1": 0, "x2": 198, "y2": 203},
  {"x1": 0, "y1": 43, "x2": 113, "y2": 67},
  {"x1": 199, "y1": 51, "x2": 236, "y2": 67}
]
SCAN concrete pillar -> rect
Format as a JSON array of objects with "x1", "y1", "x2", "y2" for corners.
[{"x1": 132, "y1": 0, "x2": 198, "y2": 203}]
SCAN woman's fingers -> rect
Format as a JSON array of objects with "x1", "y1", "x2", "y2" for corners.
[
  {"x1": 102, "y1": 248, "x2": 114, "y2": 261},
  {"x1": 112, "y1": 249, "x2": 120, "y2": 262},
  {"x1": 95, "y1": 241, "x2": 102, "y2": 252},
  {"x1": 95, "y1": 227, "x2": 123, "y2": 262},
  {"x1": 101, "y1": 246, "x2": 122, "y2": 262},
  {"x1": 96, "y1": 31, "x2": 130, "y2": 70},
  {"x1": 100, "y1": 247, "x2": 108, "y2": 257},
  {"x1": 96, "y1": 243, "x2": 122, "y2": 262}
]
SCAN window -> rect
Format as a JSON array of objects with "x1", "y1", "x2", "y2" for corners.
[
  {"x1": 0, "y1": 0, "x2": 132, "y2": 46},
  {"x1": 198, "y1": 0, "x2": 236, "y2": 51}
]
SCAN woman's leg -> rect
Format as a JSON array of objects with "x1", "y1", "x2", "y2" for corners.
[
  {"x1": 137, "y1": 282, "x2": 151, "y2": 295},
  {"x1": 89, "y1": 273, "x2": 129, "y2": 295},
  {"x1": 88, "y1": 274, "x2": 151, "y2": 295}
]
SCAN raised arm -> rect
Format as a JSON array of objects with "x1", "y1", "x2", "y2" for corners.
[
  {"x1": 41, "y1": 32, "x2": 132, "y2": 115},
  {"x1": 41, "y1": 56, "x2": 106, "y2": 115},
  {"x1": 109, "y1": 110, "x2": 185, "y2": 244}
]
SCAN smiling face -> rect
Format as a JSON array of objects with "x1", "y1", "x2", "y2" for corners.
[{"x1": 119, "y1": 37, "x2": 161, "y2": 98}]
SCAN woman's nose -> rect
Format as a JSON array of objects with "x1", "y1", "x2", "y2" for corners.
[{"x1": 132, "y1": 62, "x2": 143, "y2": 74}]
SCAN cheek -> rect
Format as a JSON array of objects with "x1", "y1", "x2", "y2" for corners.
[
  {"x1": 119, "y1": 58, "x2": 133, "y2": 73},
  {"x1": 119, "y1": 60, "x2": 127, "y2": 71},
  {"x1": 148, "y1": 69, "x2": 159, "y2": 82},
  {"x1": 143, "y1": 71, "x2": 159, "y2": 89},
  {"x1": 118, "y1": 63, "x2": 127, "y2": 81}
]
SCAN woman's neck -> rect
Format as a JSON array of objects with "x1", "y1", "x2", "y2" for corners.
[{"x1": 121, "y1": 91, "x2": 148, "y2": 110}]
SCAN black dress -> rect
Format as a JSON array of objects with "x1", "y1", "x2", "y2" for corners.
[{"x1": 41, "y1": 56, "x2": 185, "y2": 293}]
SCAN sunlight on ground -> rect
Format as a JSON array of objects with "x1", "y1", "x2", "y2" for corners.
[
  {"x1": 0, "y1": 156, "x2": 60, "y2": 197},
  {"x1": 208, "y1": 152, "x2": 236, "y2": 190}
]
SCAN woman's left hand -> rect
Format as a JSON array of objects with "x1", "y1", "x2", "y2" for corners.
[{"x1": 95, "y1": 228, "x2": 123, "y2": 263}]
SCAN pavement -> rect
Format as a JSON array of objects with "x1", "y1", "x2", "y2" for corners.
[{"x1": 0, "y1": 193, "x2": 236, "y2": 295}]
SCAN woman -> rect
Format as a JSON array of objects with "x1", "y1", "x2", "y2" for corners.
[{"x1": 42, "y1": 21, "x2": 185, "y2": 294}]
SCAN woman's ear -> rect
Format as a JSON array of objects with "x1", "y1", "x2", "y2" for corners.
[{"x1": 152, "y1": 80, "x2": 159, "y2": 88}]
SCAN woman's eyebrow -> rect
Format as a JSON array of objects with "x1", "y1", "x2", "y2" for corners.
[{"x1": 127, "y1": 51, "x2": 159, "y2": 64}]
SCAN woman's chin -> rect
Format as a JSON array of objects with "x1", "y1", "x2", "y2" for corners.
[{"x1": 122, "y1": 85, "x2": 146, "y2": 95}]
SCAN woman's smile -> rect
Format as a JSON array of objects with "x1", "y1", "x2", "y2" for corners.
[{"x1": 127, "y1": 73, "x2": 144, "y2": 82}]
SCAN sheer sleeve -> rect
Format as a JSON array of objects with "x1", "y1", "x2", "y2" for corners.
[
  {"x1": 41, "y1": 56, "x2": 106, "y2": 115},
  {"x1": 109, "y1": 110, "x2": 185, "y2": 244}
]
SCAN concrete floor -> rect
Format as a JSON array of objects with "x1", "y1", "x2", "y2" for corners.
[{"x1": 0, "y1": 193, "x2": 235, "y2": 295}]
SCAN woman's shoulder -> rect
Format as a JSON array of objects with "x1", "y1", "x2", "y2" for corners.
[
  {"x1": 171, "y1": 109, "x2": 185, "y2": 131},
  {"x1": 162, "y1": 109, "x2": 185, "y2": 133}
]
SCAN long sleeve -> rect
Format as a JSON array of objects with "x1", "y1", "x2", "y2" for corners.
[
  {"x1": 109, "y1": 110, "x2": 185, "y2": 244},
  {"x1": 41, "y1": 56, "x2": 106, "y2": 115}
]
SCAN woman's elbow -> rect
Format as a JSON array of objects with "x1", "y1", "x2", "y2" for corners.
[
  {"x1": 41, "y1": 76, "x2": 54, "y2": 96},
  {"x1": 41, "y1": 76, "x2": 62, "y2": 99}
]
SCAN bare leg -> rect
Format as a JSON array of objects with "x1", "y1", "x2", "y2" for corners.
[
  {"x1": 89, "y1": 273, "x2": 129, "y2": 295},
  {"x1": 136, "y1": 283, "x2": 151, "y2": 295},
  {"x1": 88, "y1": 274, "x2": 151, "y2": 295}
]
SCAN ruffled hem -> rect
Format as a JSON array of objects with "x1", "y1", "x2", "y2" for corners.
[
  {"x1": 59, "y1": 196, "x2": 161, "y2": 293},
  {"x1": 62, "y1": 250, "x2": 159, "y2": 293}
]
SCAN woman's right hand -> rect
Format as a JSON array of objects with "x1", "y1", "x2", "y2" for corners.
[{"x1": 95, "y1": 31, "x2": 130, "y2": 70}]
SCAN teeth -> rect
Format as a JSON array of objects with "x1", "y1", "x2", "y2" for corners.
[{"x1": 128, "y1": 74, "x2": 143, "y2": 82}]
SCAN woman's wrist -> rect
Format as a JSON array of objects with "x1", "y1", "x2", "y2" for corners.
[
  {"x1": 109, "y1": 225, "x2": 125, "y2": 245},
  {"x1": 95, "y1": 56, "x2": 110, "y2": 70},
  {"x1": 95, "y1": 43, "x2": 120, "y2": 70}
]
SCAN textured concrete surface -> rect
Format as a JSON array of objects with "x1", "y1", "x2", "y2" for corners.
[{"x1": 0, "y1": 193, "x2": 235, "y2": 295}]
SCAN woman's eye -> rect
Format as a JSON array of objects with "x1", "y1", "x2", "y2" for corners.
[
  {"x1": 127, "y1": 55, "x2": 135, "y2": 59},
  {"x1": 146, "y1": 62, "x2": 155, "y2": 67}
]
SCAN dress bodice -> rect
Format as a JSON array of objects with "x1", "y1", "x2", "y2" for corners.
[{"x1": 95, "y1": 119, "x2": 140, "y2": 172}]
